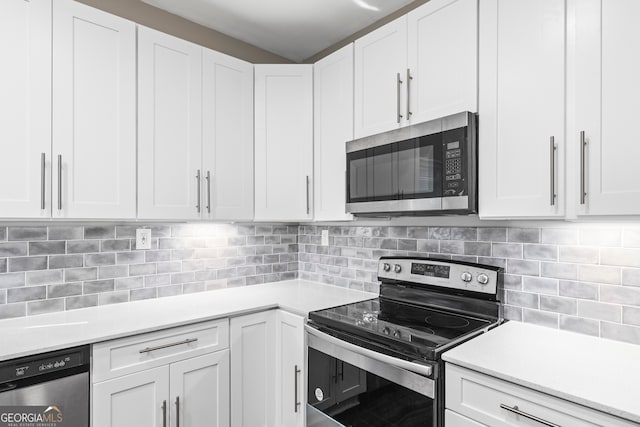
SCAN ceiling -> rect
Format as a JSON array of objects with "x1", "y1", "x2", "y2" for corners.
[{"x1": 141, "y1": 0, "x2": 417, "y2": 62}]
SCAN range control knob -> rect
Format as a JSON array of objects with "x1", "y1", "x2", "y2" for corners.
[
  {"x1": 477, "y1": 273, "x2": 490, "y2": 285},
  {"x1": 382, "y1": 263, "x2": 391, "y2": 272},
  {"x1": 461, "y1": 271, "x2": 473, "y2": 282},
  {"x1": 394, "y1": 264, "x2": 402, "y2": 273},
  {"x1": 393, "y1": 330, "x2": 402, "y2": 338},
  {"x1": 382, "y1": 327, "x2": 391, "y2": 335}
]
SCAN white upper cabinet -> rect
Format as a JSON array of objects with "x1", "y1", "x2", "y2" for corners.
[
  {"x1": 53, "y1": 0, "x2": 136, "y2": 219},
  {"x1": 313, "y1": 44, "x2": 354, "y2": 222},
  {"x1": 202, "y1": 50, "x2": 254, "y2": 221},
  {"x1": 254, "y1": 65, "x2": 313, "y2": 222},
  {"x1": 571, "y1": 0, "x2": 640, "y2": 216},
  {"x1": 138, "y1": 26, "x2": 203, "y2": 220},
  {"x1": 0, "y1": 0, "x2": 51, "y2": 218},
  {"x1": 407, "y1": 0, "x2": 478, "y2": 124},
  {"x1": 354, "y1": 17, "x2": 408, "y2": 138},
  {"x1": 478, "y1": 0, "x2": 566, "y2": 218},
  {"x1": 354, "y1": 0, "x2": 478, "y2": 139}
]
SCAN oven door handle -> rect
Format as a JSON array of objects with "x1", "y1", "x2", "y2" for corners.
[{"x1": 305, "y1": 324, "x2": 433, "y2": 377}]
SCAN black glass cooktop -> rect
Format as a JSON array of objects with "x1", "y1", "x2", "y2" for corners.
[{"x1": 308, "y1": 297, "x2": 493, "y2": 361}]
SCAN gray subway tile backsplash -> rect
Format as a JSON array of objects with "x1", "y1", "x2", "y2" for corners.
[{"x1": 0, "y1": 222, "x2": 638, "y2": 346}]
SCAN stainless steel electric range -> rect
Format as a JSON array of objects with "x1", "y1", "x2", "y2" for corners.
[{"x1": 305, "y1": 256, "x2": 504, "y2": 427}]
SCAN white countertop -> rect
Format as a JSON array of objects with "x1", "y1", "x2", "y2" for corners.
[
  {"x1": 0, "y1": 280, "x2": 376, "y2": 362},
  {"x1": 442, "y1": 321, "x2": 640, "y2": 424}
]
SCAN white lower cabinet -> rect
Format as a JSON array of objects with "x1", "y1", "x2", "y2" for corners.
[
  {"x1": 230, "y1": 310, "x2": 305, "y2": 427},
  {"x1": 93, "y1": 366, "x2": 169, "y2": 427},
  {"x1": 92, "y1": 320, "x2": 230, "y2": 427},
  {"x1": 230, "y1": 310, "x2": 276, "y2": 427},
  {"x1": 275, "y1": 311, "x2": 305, "y2": 427},
  {"x1": 445, "y1": 364, "x2": 636, "y2": 427}
]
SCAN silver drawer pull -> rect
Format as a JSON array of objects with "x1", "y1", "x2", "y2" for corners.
[
  {"x1": 139, "y1": 338, "x2": 198, "y2": 354},
  {"x1": 500, "y1": 404, "x2": 561, "y2": 427}
]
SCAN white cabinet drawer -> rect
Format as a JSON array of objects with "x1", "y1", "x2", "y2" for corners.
[
  {"x1": 93, "y1": 319, "x2": 229, "y2": 382},
  {"x1": 446, "y1": 364, "x2": 636, "y2": 427}
]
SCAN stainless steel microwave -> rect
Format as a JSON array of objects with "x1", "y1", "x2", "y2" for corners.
[{"x1": 346, "y1": 112, "x2": 477, "y2": 216}]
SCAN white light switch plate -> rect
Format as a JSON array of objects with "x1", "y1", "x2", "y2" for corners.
[
  {"x1": 136, "y1": 228, "x2": 152, "y2": 250},
  {"x1": 321, "y1": 230, "x2": 329, "y2": 246}
]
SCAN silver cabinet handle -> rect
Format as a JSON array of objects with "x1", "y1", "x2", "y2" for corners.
[
  {"x1": 40, "y1": 153, "x2": 46, "y2": 210},
  {"x1": 57, "y1": 154, "x2": 62, "y2": 211},
  {"x1": 195, "y1": 169, "x2": 201, "y2": 213},
  {"x1": 396, "y1": 72, "x2": 403, "y2": 123},
  {"x1": 306, "y1": 175, "x2": 310, "y2": 215},
  {"x1": 139, "y1": 338, "x2": 198, "y2": 354},
  {"x1": 294, "y1": 364, "x2": 301, "y2": 413},
  {"x1": 406, "y1": 68, "x2": 413, "y2": 121},
  {"x1": 206, "y1": 170, "x2": 211, "y2": 214},
  {"x1": 549, "y1": 136, "x2": 556, "y2": 206},
  {"x1": 500, "y1": 404, "x2": 561, "y2": 427},
  {"x1": 175, "y1": 396, "x2": 180, "y2": 427},
  {"x1": 161, "y1": 400, "x2": 167, "y2": 427},
  {"x1": 580, "y1": 130, "x2": 587, "y2": 205}
]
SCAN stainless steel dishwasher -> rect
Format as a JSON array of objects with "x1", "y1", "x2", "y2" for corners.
[{"x1": 0, "y1": 345, "x2": 89, "y2": 427}]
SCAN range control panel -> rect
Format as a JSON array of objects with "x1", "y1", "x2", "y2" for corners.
[
  {"x1": 378, "y1": 257, "x2": 500, "y2": 295},
  {"x1": 0, "y1": 346, "x2": 89, "y2": 384}
]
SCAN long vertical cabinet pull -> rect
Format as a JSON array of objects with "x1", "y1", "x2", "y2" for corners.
[
  {"x1": 161, "y1": 400, "x2": 167, "y2": 427},
  {"x1": 57, "y1": 155, "x2": 62, "y2": 211},
  {"x1": 175, "y1": 396, "x2": 180, "y2": 427},
  {"x1": 206, "y1": 171, "x2": 211, "y2": 214},
  {"x1": 294, "y1": 365, "x2": 301, "y2": 413},
  {"x1": 306, "y1": 176, "x2": 310, "y2": 215},
  {"x1": 195, "y1": 169, "x2": 201, "y2": 213},
  {"x1": 396, "y1": 73, "x2": 403, "y2": 123},
  {"x1": 580, "y1": 131, "x2": 587, "y2": 205},
  {"x1": 549, "y1": 136, "x2": 556, "y2": 206},
  {"x1": 40, "y1": 153, "x2": 46, "y2": 210},
  {"x1": 406, "y1": 69, "x2": 413, "y2": 121}
]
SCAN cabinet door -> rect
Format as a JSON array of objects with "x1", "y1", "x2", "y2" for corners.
[
  {"x1": 93, "y1": 366, "x2": 169, "y2": 427},
  {"x1": 478, "y1": 0, "x2": 565, "y2": 218},
  {"x1": 202, "y1": 49, "x2": 254, "y2": 221},
  {"x1": 573, "y1": 0, "x2": 640, "y2": 215},
  {"x1": 313, "y1": 44, "x2": 354, "y2": 222},
  {"x1": 138, "y1": 26, "x2": 202, "y2": 220},
  {"x1": 53, "y1": 0, "x2": 136, "y2": 219},
  {"x1": 170, "y1": 350, "x2": 230, "y2": 427},
  {"x1": 354, "y1": 16, "x2": 407, "y2": 138},
  {"x1": 0, "y1": 0, "x2": 51, "y2": 218},
  {"x1": 407, "y1": 0, "x2": 478, "y2": 124},
  {"x1": 230, "y1": 310, "x2": 276, "y2": 427},
  {"x1": 254, "y1": 65, "x2": 313, "y2": 221},
  {"x1": 275, "y1": 311, "x2": 305, "y2": 427}
]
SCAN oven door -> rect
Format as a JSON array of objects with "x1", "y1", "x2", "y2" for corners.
[{"x1": 306, "y1": 325, "x2": 439, "y2": 427}]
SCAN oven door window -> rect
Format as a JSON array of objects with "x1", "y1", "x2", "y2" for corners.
[
  {"x1": 347, "y1": 134, "x2": 443, "y2": 203},
  {"x1": 307, "y1": 348, "x2": 436, "y2": 427}
]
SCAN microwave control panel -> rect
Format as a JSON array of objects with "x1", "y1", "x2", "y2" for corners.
[{"x1": 443, "y1": 127, "x2": 467, "y2": 197}]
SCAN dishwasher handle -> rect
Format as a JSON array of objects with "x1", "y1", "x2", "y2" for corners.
[{"x1": 0, "y1": 383, "x2": 17, "y2": 393}]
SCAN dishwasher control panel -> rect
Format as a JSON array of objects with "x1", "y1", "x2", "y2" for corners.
[{"x1": 0, "y1": 346, "x2": 89, "y2": 384}]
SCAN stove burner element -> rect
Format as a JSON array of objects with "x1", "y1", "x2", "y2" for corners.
[{"x1": 425, "y1": 314, "x2": 471, "y2": 329}]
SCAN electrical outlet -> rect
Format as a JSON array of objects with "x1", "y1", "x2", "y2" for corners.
[
  {"x1": 321, "y1": 229, "x2": 329, "y2": 246},
  {"x1": 136, "y1": 228, "x2": 152, "y2": 250}
]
